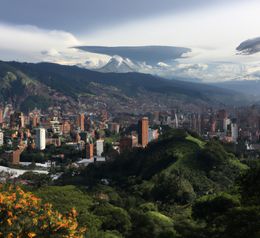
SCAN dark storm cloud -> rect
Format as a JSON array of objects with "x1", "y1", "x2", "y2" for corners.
[
  {"x1": 76, "y1": 46, "x2": 191, "y2": 65},
  {"x1": 236, "y1": 37, "x2": 260, "y2": 55},
  {"x1": 0, "y1": 0, "x2": 244, "y2": 34}
]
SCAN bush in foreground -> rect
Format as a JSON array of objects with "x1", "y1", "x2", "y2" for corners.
[{"x1": 0, "y1": 185, "x2": 86, "y2": 238}]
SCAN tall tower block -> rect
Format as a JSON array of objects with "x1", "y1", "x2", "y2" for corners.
[
  {"x1": 77, "y1": 113, "x2": 85, "y2": 131},
  {"x1": 138, "y1": 117, "x2": 149, "y2": 147}
]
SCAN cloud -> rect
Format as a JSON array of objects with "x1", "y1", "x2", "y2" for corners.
[
  {"x1": 42, "y1": 48, "x2": 110, "y2": 68},
  {"x1": 0, "y1": 22, "x2": 112, "y2": 68},
  {"x1": 236, "y1": 37, "x2": 260, "y2": 55},
  {"x1": 152, "y1": 63, "x2": 209, "y2": 81},
  {"x1": 0, "y1": 0, "x2": 246, "y2": 34},
  {"x1": 41, "y1": 49, "x2": 61, "y2": 57},
  {"x1": 80, "y1": 48, "x2": 249, "y2": 82},
  {"x1": 176, "y1": 63, "x2": 208, "y2": 71},
  {"x1": 139, "y1": 62, "x2": 247, "y2": 82},
  {"x1": 157, "y1": 62, "x2": 170, "y2": 68},
  {"x1": 0, "y1": 22, "x2": 80, "y2": 62},
  {"x1": 75, "y1": 46, "x2": 191, "y2": 65},
  {"x1": 1, "y1": 14, "x2": 260, "y2": 83}
]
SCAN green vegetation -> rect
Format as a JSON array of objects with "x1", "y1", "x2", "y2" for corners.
[
  {"x1": 20, "y1": 144, "x2": 82, "y2": 164},
  {"x1": 0, "y1": 186, "x2": 86, "y2": 237},
  {"x1": 35, "y1": 186, "x2": 101, "y2": 232},
  {"x1": 20, "y1": 95, "x2": 51, "y2": 112},
  {"x1": 186, "y1": 134, "x2": 206, "y2": 148},
  {"x1": 17, "y1": 129, "x2": 259, "y2": 238}
]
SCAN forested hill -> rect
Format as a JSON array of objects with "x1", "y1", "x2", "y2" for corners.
[
  {"x1": 43, "y1": 129, "x2": 260, "y2": 238},
  {"x1": 0, "y1": 61, "x2": 248, "y2": 112},
  {"x1": 76, "y1": 129, "x2": 247, "y2": 198}
]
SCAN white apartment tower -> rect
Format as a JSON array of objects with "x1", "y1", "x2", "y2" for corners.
[
  {"x1": 0, "y1": 130, "x2": 3, "y2": 146},
  {"x1": 96, "y1": 139, "x2": 104, "y2": 157},
  {"x1": 36, "y1": 128, "x2": 46, "y2": 150},
  {"x1": 231, "y1": 123, "x2": 238, "y2": 143}
]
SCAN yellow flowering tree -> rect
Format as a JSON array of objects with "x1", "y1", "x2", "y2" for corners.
[{"x1": 0, "y1": 186, "x2": 86, "y2": 238}]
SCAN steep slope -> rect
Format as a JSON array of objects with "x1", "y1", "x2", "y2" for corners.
[
  {"x1": 0, "y1": 61, "x2": 73, "y2": 111},
  {"x1": 0, "y1": 61, "x2": 249, "y2": 112},
  {"x1": 77, "y1": 129, "x2": 247, "y2": 201}
]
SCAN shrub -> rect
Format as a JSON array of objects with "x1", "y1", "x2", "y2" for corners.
[{"x1": 0, "y1": 185, "x2": 86, "y2": 237}]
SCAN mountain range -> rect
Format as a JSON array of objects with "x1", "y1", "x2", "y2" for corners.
[
  {"x1": 75, "y1": 45, "x2": 198, "y2": 79},
  {"x1": 213, "y1": 80, "x2": 260, "y2": 99},
  {"x1": 0, "y1": 61, "x2": 250, "y2": 113}
]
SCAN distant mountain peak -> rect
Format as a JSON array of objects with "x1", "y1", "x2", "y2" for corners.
[
  {"x1": 110, "y1": 55, "x2": 124, "y2": 65},
  {"x1": 98, "y1": 55, "x2": 136, "y2": 73}
]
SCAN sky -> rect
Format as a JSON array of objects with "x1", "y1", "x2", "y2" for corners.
[{"x1": 0, "y1": 0, "x2": 260, "y2": 81}]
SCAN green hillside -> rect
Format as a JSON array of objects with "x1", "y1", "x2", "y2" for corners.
[
  {"x1": 0, "y1": 61, "x2": 249, "y2": 112},
  {"x1": 76, "y1": 130, "x2": 247, "y2": 200},
  {"x1": 0, "y1": 61, "x2": 59, "y2": 111},
  {"x1": 33, "y1": 129, "x2": 260, "y2": 238}
]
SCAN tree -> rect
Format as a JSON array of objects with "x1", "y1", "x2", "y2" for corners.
[
  {"x1": 93, "y1": 203, "x2": 131, "y2": 236},
  {"x1": 152, "y1": 172, "x2": 196, "y2": 204},
  {"x1": 223, "y1": 207, "x2": 260, "y2": 238},
  {"x1": 192, "y1": 193, "x2": 240, "y2": 222},
  {"x1": 130, "y1": 209, "x2": 175, "y2": 238},
  {"x1": 19, "y1": 172, "x2": 52, "y2": 188},
  {"x1": 239, "y1": 165, "x2": 260, "y2": 206},
  {"x1": 0, "y1": 186, "x2": 86, "y2": 237}
]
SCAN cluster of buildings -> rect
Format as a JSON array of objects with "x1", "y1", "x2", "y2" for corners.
[
  {"x1": 150, "y1": 106, "x2": 260, "y2": 151},
  {"x1": 150, "y1": 109, "x2": 239, "y2": 142},
  {"x1": 0, "y1": 105, "x2": 159, "y2": 168},
  {"x1": 0, "y1": 107, "x2": 106, "y2": 166},
  {"x1": 119, "y1": 117, "x2": 159, "y2": 152},
  {"x1": 1, "y1": 103, "x2": 260, "y2": 170}
]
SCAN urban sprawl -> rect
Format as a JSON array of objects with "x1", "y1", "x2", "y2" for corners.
[{"x1": 0, "y1": 104, "x2": 259, "y2": 181}]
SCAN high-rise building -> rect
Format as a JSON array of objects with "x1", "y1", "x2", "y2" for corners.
[
  {"x1": 10, "y1": 112, "x2": 24, "y2": 129},
  {"x1": 86, "y1": 143, "x2": 94, "y2": 159},
  {"x1": 62, "y1": 121, "x2": 71, "y2": 134},
  {"x1": 75, "y1": 133, "x2": 81, "y2": 143},
  {"x1": 216, "y1": 110, "x2": 227, "y2": 132},
  {"x1": 31, "y1": 114, "x2": 39, "y2": 128},
  {"x1": 96, "y1": 139, "x2": 104, "y2": 157},
  {"x1": 120, "y1": 135, "x2": 138, "y2": 153},
  {"x1": 210, "y1": 117, "x2": 216, "y2": 133},
  {"x1": 20, "y1": 113, "x2": 25, "y2": 128},
  {"x1": 77, "y1": 113, "x2": 85, "y2": 131},
  {"x1": 35, "y1": 128, "x2": 46, "y2": 150},
  {"x1": 0, "y1": 108, "x2": 3, "y2": 124},
  {"x1": 0, "y1": 130, "x2": 3, "y2": 146},
  {"x1": 231, "y1": 123, "x2": 238, "y2": 143},
  {"x1": 11, "y1": 149, "x2": 21, "y2": 165},
  {"x1": 101, "y1": 110, "x2": 108, "y2": 122},
  {"x1": 224, "y1": 118, "x2": 231, "y2": 133},
  {"x1": 50, "y1": 117, "x2": 62, "y2": 135},
  {"x1": 108, "y1": 122, "x2": 120, "y2": 134},
  {"x1": 148, "y1": 128, "x2": 159, "y2": 142},
  {"x1": 138, "y1": 117, "x2": 149, "y2": 147},
  {"x1": 153, "y1": 111, "x2": 160, "y2": 123},
  {"x1": 217, "y1": 110, "x2": 227, "y2": 120},
  {"x1": 148, "y1": 128, "x2": 154, "y2": 143}
]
